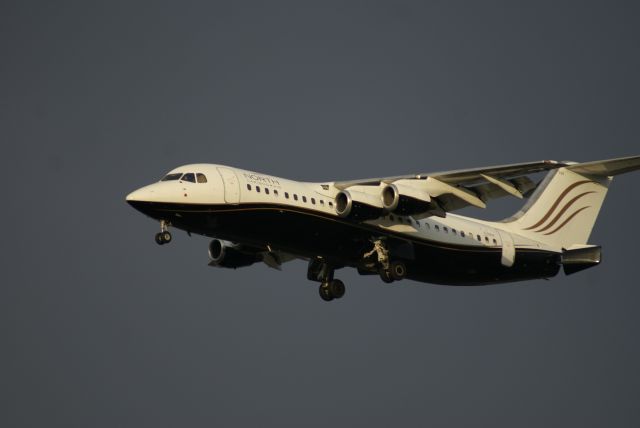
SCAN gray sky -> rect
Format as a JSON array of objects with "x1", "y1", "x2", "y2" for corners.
[{"x1": 2, "y1": 1, "x2": 639, "y2": 427}]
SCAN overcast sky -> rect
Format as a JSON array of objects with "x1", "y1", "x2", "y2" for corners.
[{"x1": 2, "y1": 1, "x2": 639, "y2": 427}]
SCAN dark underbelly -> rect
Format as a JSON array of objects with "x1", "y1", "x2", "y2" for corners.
[{"x1": 129, "y1": 201, "x2": 561, "y2": 285}]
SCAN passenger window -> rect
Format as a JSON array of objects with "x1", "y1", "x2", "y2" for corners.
[
  {"x1": 493, "y1": 239, "x2": 497, "y2": 245},
  {"x1": 256, "y1": 186, "x2": 261, "y2": 193},
  {"x1": 452, "y1": 229, "x2": 457, "y2": 235},
  {"x1": 320, "y1": 200, "x2": 324, "y2": 205},
  {"x1": 285, "y1": 192, "x2": 289, "y2": 199},
  {"x1": 294, "y1": 194, "x2": 298, "y2": 201},
  {"x1": 328, "y1": 201, "x2": 333, "y2": 207},
  {"x1": 435, "y1": 225, "x2": 440, "y2": 231},
  {"x1": 265, "y1": 188, "x2": 270, "y2": 195},
  {"x1": 444, "y1": 227, "x2": 448, "y2": 233},
  {"x1": 196, "y1": 173, "x2": 207, "y2": 183},
  {"x1": 425, "y1": 223, "x2": 430, "y2": 230},
  {"x1": 274, "y1": 189, "x2": 278, "y2": 196},
  {"x1": 477, "y1": 235, "x2": 481, "y2": 241},
  {"x1": 181, "y1": 173, "x2": 195, "y2": 183},
  {"x1": 311, "y1": 198, "x2": 315, "y2": 204},
  {"x1": 485, "y1": 236, "x2": 489, "y2": 242},
  {"x1": 247, "y1": 184, "x2": 252, "y2": 191},
  {"x1": 302, "y1": 196, "x2": 307, "y2": 203},
  {"x1": 461, "y1": 231, "x2": 465, "y2": 238}
]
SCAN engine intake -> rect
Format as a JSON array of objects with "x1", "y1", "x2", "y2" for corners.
[
  {"x1": 382, "y1": 183, "x2": 433, "y2": 216},
  {"x1": 208, "y1": 239, "x2": 260, "y2": 269},
  {"x1": 335, "y1": 189, "x2": 384, "y2": 221}
]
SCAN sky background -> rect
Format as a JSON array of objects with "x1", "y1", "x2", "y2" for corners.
[{"x1": 2, "y1": 1, "x2": 639, "y2": 427}]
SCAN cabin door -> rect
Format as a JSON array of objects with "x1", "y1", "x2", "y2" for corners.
[
  {"x1": 498, "y1": 230, "x2": 515, "y2": 267},
  {"x1": 217, "y1": 167, "x2": 240, "y2": 204}
]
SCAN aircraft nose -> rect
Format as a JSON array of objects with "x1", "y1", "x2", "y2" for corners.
[{"x1": 126, "y1": 185, "x2": 156, "y2": 202}]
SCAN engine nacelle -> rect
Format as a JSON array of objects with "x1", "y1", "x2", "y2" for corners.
[
  {"x1": 335, "y1": 189, "x2": 384, "y2": 221},
  {"x1": 208, "y1": 239, "x2": 260, "y2": 269},
  {"x1": 381, "y1": 182, "x2": 434, "y2": 216}
]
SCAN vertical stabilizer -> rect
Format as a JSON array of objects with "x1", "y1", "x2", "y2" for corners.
[{"x1": 504, "y1": 155, "x2": 640, "y2": 249}]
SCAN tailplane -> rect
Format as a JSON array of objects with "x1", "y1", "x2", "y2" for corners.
[{"x1": 504, "y1": 155, "x2": 640, "y2": 249}]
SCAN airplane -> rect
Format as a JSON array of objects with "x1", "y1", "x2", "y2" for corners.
[{"x1": 126, "y1": 155, "x2": 640, "y2": 302}]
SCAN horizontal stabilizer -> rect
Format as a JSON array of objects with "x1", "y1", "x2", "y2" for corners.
[{"x1": 561, "y1": 245, "x2": 602, "y2": 275}]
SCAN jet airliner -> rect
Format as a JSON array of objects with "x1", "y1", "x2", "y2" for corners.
[{"x1": 126, "y1": 156, "x2": 640, "y2": 301}]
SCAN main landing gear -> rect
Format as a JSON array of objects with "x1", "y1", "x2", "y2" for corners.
[
  {"x1": 364, "y1": 238, "x2": 407, "y2": 284},
  {"x1": 308, "y1": 258, "x2": 346, "y2": 302},
  {"x1": 319, "y1": 279, "x2": 346, "y2": 302},
  {"x1": 155, "y1": 220, "x2": 172, "y2": 245}
]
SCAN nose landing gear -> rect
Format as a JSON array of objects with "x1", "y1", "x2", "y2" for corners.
[{"x1": 155, "y1": 220, "x2": 172, "y2": 245}]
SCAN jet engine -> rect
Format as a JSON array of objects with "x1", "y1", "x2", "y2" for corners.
[
  {"x1": 335, "y1": 189, "x2": 384, "y2": 221},
  {"x1": 208, "y1": 239, "x2": 261, "y2": 269},
  {"x1": 381, "y1": 182, "x2": 435, "y2": 216}
]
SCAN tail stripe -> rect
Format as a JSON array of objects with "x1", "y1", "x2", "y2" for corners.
[
  {"x1": 534, "y1": 191, "x2": 596, "y2": 232},
  {"x1": 523, "y1": 180, "x2": 592, "y2": 230},
  {"x1": 544, "y1": 206, "x2": 591, "y2": 236}
]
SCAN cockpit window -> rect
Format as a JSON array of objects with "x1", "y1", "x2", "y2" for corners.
[
  {"x1": 161, "y1": 173, "x2": 182, "y2": 181},
  {"x1": 181, "y1": 173, "x2": 196, "y2": 183},
  {"x1": 196, "y1": 173, "x2": 207, "y2": 183}
]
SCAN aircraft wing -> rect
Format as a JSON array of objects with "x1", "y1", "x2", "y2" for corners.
[
  {"x1": 565, "y1": 155, "x2": 640, "y2": 176},
  {"x1": 333, "y1": 160, "x2": 567, "y2": 213}
]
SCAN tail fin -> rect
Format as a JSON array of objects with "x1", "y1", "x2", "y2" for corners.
[{"x1": 505, "y1": 156, "x2": 640, "y2": 249}]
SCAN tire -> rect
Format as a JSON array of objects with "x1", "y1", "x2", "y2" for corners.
[
  {"x1": 155, "y1": 233, "x2": 164, "y2": 245},
  {"x1": 390, "y1": 261, "x2": 406, "y2": 281},
  {"x1": 379, "y1": 268, "x2": 394, "y2": 284},
  {"x1": 161, "y1": 231, "x2": 172, "y2": 243},
  {"x1": 329, "y1": 279, "x2": 345, "y2": 299},
  {"x1": 319, "y1": 284, "x2": 334, "y2": 301}
]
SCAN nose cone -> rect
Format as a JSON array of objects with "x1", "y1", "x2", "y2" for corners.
[
  {"x1": 126, "y1": 184, "x2": 159, "y2": 212},
  {"x1": 126, "y1": 184, "x2": 161, "y2": 216},
  {"x1": 126, "y1": 186, "x2": 154, "y2": 202},
  {"x1": 126, "y1": 182, "x2": 178, "y2": 215}
]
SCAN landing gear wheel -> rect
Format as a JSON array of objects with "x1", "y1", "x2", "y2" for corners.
[
  {"x1": 390, "y1": 261, "x2": 406, "y2": 281},
  {"x1": 161, "y1": 231, "x2": 172, "y2": 244},
  {"x1": 329, "y1": 279, "x2": 346, "y2": 299},
  {"x1": 155, "y1": 233, "x2": 165, "y2": 245},
  {"x1": 319, "y1": 283, "x2": 334, "y2": 301},
  {"x1": 155, "y1": 231, "x2": 172, "y2": 245},
  {"x1": 379, "y1": 268, "x2": 394, "y2": 284}
]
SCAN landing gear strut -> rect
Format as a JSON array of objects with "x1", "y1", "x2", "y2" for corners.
[
  {"x1": 308, "y1": 258, "x2": 346, "y2": 302},
  {"x1": 364, "y1": 238, "x2": 407, "y2": 284},
  {"x1": 155, "y1": 220, "x2": 172, "y2": 245}
]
